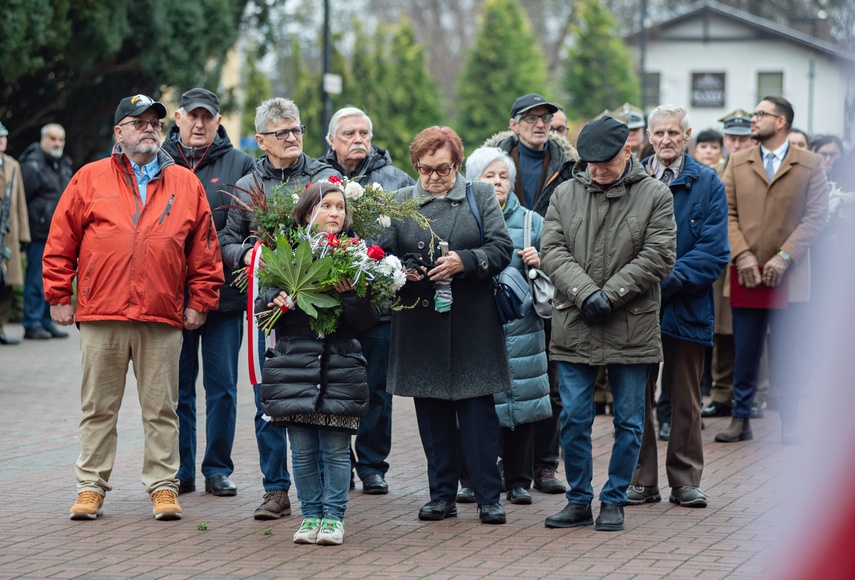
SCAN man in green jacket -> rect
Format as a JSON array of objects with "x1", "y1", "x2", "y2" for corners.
[{"x1": 541, "y1": 116, "x2": 676, "y2": 532}]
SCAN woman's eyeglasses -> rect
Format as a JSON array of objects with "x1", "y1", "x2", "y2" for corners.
[{"x1": 416, "y1": 163, "x2": 455, "y2": 177}]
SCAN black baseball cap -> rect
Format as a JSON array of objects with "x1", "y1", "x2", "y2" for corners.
[
  {"x1": 179, "y1": 88, "x2": 220, "y2": 116},
  {"x1": 510, "y1": 93, "x2": 558, "y2": 119},
  {"x1": 576, "y1": 116, "x2": 630, "y2": 163},
  {"x1": 114, "y1": 94, "x2": 167, "y2": 125}
]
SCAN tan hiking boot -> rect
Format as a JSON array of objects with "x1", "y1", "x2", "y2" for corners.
[
  {"x1": 714, "y1": 417, "x2": 753, "y2": 443},
  {"x1": 70, "y1": 491, "x2": 104, "y2": 520},
  {"x1": 151, "y1": 489, "x2": 182, "y2": 520}
]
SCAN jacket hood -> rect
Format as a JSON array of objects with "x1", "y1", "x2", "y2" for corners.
[
  {"x1": 482, "y1": 130, "x2": 580, "y2": 164},
  {"x1": 320, "y1": 144, "x2": 395, "y2": 178},
  {"x1": 572, "y1": 155, "x2": 650, "y2": 197},
  {"x1": 110, "y1": 144, "x2": 175, "y2": 176},
  {"x1": 502, "y1": 190, "x2": 521, "y2": 217},
  {"x1": 162, "y1": 124, "x2": 237, "y2": 168},
  {"x1": 252, "y1": 152, "x2": 334, "y2": 183}
]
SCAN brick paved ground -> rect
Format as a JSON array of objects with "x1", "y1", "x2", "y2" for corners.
[{"x1": 0, "y1": 322, "x2": 793, "y2": 579}]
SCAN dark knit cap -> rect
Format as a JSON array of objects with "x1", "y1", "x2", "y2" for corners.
[{"x1": 576, "y1": 116, "x2": 629, "y2": 163}]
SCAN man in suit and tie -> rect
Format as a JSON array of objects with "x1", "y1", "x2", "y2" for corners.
[{"x1": 715, "y1": 96, "x2": 828, "y2": 445}]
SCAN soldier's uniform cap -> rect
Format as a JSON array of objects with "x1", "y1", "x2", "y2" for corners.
[
  {"x1": 511, "y1": 93, "x2": 559, "y2": 119},
  {"x1": 603, "y1": 103, "x2": 645, "y2": 129},
  {"x1": 576, "y1": 116, "x2": 630, "y2": 163},
  {"x1": 719, "y1": 109, "x2": 752, "y2": 136},
  {"x1": 114, "y1": 94, "x2": 167, "y2": 125},
  {"x1": 0, "y1": 122, "x2": 8, "y2": 137}
]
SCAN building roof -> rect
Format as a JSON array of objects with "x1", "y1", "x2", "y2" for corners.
[{"x1": 625, "y1": 1, "x2": 855, "y2": 65}]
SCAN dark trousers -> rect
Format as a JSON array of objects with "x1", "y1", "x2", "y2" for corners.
[
  {"x1": 533, "y1": 318, "x2": 561, "y2": 471},
  {"x1": 352, "y1": 322, "x2": 393, "y2": 479},
  {"x1": 633, "y1": 335, "x2": 705, "y2": 488},
  {"x1": 414, "y1": 395, "x2": 502, "y2": 506},
  {"x1": 732, "y1": 305, "x2": 807, "y2": 423},
  {"x1": 501, "y1": 422, "x2": 535, "y2": 488}
]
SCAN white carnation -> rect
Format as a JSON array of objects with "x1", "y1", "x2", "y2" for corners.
[
  {"x1": 372, "y1": 182, "x2": 384, "y2": 192},
  {"x1": 344, "y1": 181, "x2": 364, "y2": 200},
  {"x1": 377, "y1": 214, "x2": 391, "y2": 228},
  {"x1": 379, "y1": 255, "x2": 402, "y2": 275},
  {"x1": 391, "y1": 269, "x2": 407, "y2": 289}
]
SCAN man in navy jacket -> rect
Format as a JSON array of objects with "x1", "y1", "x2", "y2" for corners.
[{"x1": 627, "y1": 105, "x2": 729, "y2": 509}]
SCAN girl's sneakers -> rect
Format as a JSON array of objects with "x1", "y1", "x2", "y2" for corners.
[
  {"x1": 293, "y1": 518, "x2": 322, "y2": 544},
  {"x1": 316, "y1": 518, "x2": 345, "y2": 546}
]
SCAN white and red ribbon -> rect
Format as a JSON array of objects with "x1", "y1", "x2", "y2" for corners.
[{"x1": 246, "y1": 240, "x2": 275, "y2": 385}]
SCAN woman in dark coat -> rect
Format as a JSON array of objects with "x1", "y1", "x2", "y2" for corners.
[
  {"x1": 257, "y1": 182, "x2": 378, "y2": 546},
  {"x1": 382, "y1": 126, "x2": 514, "y2": 524}
]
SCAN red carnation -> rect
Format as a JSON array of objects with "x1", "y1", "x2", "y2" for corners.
[
  {"x1": 366, "y1": 245, "x2": 385, "y2": 261},
  {"x1": 326, "y1": 233, "x2": 341, "y2": 248},
  {"x1": 328, "y1": 176, "x2": 343, "y2": 185}
]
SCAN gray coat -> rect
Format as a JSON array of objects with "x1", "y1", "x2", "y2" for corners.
[
  {"x1": 382, "y1": 176, "x2": 514, "y2": 400},
  {"x1": 220, "y1": 153, "x2": 340, "y2": 270},
  {"x1": 541, "y1": 157, "x2": 676, "y2": 365}
]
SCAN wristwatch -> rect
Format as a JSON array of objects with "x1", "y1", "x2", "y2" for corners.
[{"x1": 777, "y1": 249, "x2": 792, "y2": 262}]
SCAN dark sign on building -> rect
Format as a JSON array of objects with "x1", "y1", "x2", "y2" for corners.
[{"x1": 691, "y1": 73, "x2": 726, "y2": 107}]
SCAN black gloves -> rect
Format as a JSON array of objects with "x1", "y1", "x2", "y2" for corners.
[{"x1": 580, "y1": 290, "x2": 612, "y2": 325}]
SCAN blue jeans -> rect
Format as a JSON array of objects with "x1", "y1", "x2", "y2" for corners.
[
  {"x1": 557, "y1": 362, "x2": 648, "y2": 506},
  {"x1": 288, "y1": 426, "x2": 351, "y2": 520},
  {"x1": 353, "y1": 321, "x2": 393, "y2": 479},
  {"x1": 23, "y1": 242, "x2": 52, "y2": 330},
  {"x1": 254, "y1": 329, "x2": 291, "y2": 491},
  {"x1": 177, "y1": 311, "x2": 243, "y2": 482}
]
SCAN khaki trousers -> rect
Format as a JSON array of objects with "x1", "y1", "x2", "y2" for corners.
[
  {"x1": 76, "y1": 321, "x2": 182, "y2": 495},
  {"x1": 633, "y1": 335, "x2": 705, "y2": 488}
]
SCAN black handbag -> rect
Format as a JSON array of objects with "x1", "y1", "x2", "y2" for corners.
[{"x1": 465, "y1": 181, "x2": 531, "y2": 324}]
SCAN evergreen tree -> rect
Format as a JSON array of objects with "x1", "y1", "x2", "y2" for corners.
[
  {"x1": 455, "y1": 0, "x2": 550, "y2": 151},
  {"x1": 562, "y1": 0, "x2": 641, "y2": 120},
  {"x1": 241, "y1": 43, "x2": 271, "y2": 157}
]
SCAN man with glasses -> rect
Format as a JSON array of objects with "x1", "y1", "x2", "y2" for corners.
[
  {"x1": 320, "y1": 107, "x2": 413, "y2": 496},
  {"x1": 18, "y1": 123, "x2": 73, "y2": 340},
  {"x1": 221, "y1": 97, "x2": 339, "y2": 520},
  {"x1": 483, "y1": 93, "x2": 579, "y2": 498},
  {"x1": 162, "y1": 88, "x2": 254, "y2": 499},
  {"x1": 43, "y1": 93, "x2": 224, "y2": 521},
  {"x1": 716, "y1": 96, "x2": 828, "y2": 446},
  {"x1": 549, "y1": 106, "x2": 569, "y2": 139}
]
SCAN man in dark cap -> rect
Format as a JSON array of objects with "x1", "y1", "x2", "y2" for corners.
[
  {"x1": 483, "y1": 93, "x2": 579, "y2": 496},
  {"x1": 162, "y1": 88, "x2": 253, "y2": 499},
  {"x1": 540, "y1": 116, "x2": 676, "y2": 532},
  {"x1": 43, "y1": 93, "x2": 224, "y2": 522}
]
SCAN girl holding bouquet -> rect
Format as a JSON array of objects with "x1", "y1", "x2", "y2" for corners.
[{"x1": 256, "y1": 182, "x2": 378, "y2": 546}]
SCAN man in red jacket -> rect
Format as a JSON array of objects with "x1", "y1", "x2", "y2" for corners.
[{"x1": 43, "y1": 94, "x2": 224, "y2": 521}]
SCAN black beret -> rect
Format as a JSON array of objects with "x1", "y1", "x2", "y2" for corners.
[{"x1": 576, "y1": 116, "x2": 629, "y2": 163}]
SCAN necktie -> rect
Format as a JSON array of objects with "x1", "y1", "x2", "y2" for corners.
[
  {"x1": 661, "y1": 168, "x2": 674, "y2": 186},
  {"x1": 765, "y1": 152, "x2": 776, "y2": 182}
]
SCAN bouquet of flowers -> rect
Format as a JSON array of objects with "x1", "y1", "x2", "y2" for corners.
[
  {"x1": 828, "y1": 181, "x2": 854, "y2": 222},
  {"x1": 229, "y1": 175, "x2": 428, "y2": 336}
]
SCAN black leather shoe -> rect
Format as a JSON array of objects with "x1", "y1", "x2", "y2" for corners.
[
  {"x1": 658, "y1": 422, "x2": 671, "y2": 441},
  {"x1": 544, "y1": 502, "x2": 593, "y2": 528},
  {"x1": 178, "y1": 480, "x2": 196, "y2": 495},
  {"x1": 595, "y1": 502, "x2": 624, "y2": 531},
  {"x1": 669, "y1": 486, "x2": 708, "y2": 508},
  {"x1": 418, "y1": 500, "x2": 457, "y2": 521},
  {"x1": 626, "y1": 485, "x2": 661, "y2": 505},
  {"x1": 533, "y1": 467, "x2": 566, "y2": 494},
  {"x1": 478, "y1": 503, "x2": 506, "y2": 524},
  {"x1": 24, "y1": 326, "x2": 51, "y2": 340},
  {"x1": 361, "y1": 473, "x2": 389, "y2": 495},
  {"x1": 205, "y1": 475, "x2": 237, "y2": 496},
  {"x1": 456, "y1": 487, "x2": 475, "y2": 503},
  {"x1": 0, "y1": 334, "x2": 21, "y2": 345},
  {"x1": 702, "y1": 401, "x2": 732, "y2": 418},
  {"x1": 45, "y1": 325, "x2": 69, "y2": 338},
  {"x1": 506, "y1": 486, "x2": 532, "y2": 505}
]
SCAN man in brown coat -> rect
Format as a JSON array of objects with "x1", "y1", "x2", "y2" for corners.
[
  {"x1": 0, "y1": 122, "x2": 31, "y2": 344},
  {"x1": 716, "y1": 96, "x2": 827, "y2": 445}
]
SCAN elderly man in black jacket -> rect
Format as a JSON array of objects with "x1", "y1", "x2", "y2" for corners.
[
  {"x1": 19, "y1": 123, "x2": 73, "y2": 340},
  {"x1": 161, "y1": 88, "x2": 254, "y2": 499},
  {"x1": 320, "y1": 107, "x2": 415, "y2": 495}
]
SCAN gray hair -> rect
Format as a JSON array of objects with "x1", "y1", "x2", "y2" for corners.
[
  {"x1": 647, "y1": 104, "x2": 690, "y2": 132},
  {"x1": 465, "y1": 147, "x2": 517, "y2": 185},
  {"x1": 41, "y1": 123, "x2": 65, "y2": 137},
  {"x1": 255, "y1": 98, "x2": 300, "y2": 134},
  {"x1": 326, "y1": 107, "x2": 373, "y2": 145}
]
